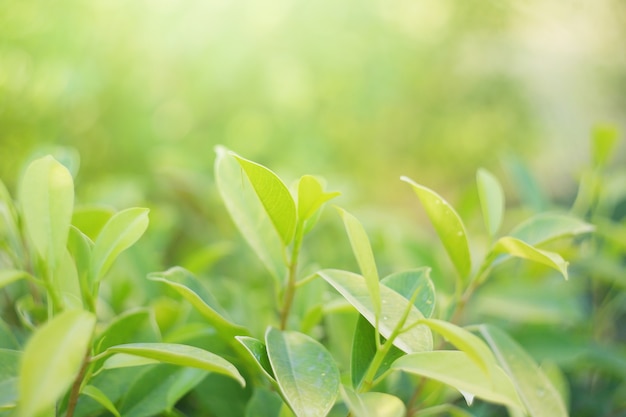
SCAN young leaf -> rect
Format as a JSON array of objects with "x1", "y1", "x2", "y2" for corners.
[
  {"x1": 215, "y1": 146, "x2": 288, "y2": 280},
  {"x1": 53, "y1": 249, "x2": 83, "y2": 309},
  {"x1": 18, "y1": 309, "x2": 96, "y2": 417},
  {"x1": 337, "y1": 208, "x2": 381, "y2": 321},
  {"x1": 592, "y1": 124, "x2": 619, "y2": 168},
  {"x1": 392, "y1": 351, "x2": 523, "y2": 409},
  {"x1": 91, "y1": 207, "x2": 149, "y2": 281},
  {"x1": 340, "y1": 385, "x2": 406, "y2": 417},
  {"x1": 478, "y1": 325, "x2": 568, "y2": 417},
  {"x1": 493, "y1": 237, "x2": 568, "y2": 280},
  {"x1": 509, "y1": 213, "x2": 594, "y2": 246},
  {"x1": 81, "y1": 385, "x2": 122, "y2": 417},
  {"x1": 71, "y1": 205, "x2": 115, "y2": 241},
  {"x1": 236, "y1": 336, "x2": 276, "y2": 381},
  {"x1": 477, "y1": 168, "x2": 505, "y2": 238},
  {"x1": 101, "y1": 343, "x2": 245, "y2": 387},
  {"x1": 297, "y1": 175, "x2": 340, "y2": 222},
  {"x1": 148, "y1": 267, "x2": 249, "y2": 339},
  {"x1": 266, "y1": 328, "x2": 340, "y2": 417},
  {"x1": 319, "y1": 269, "x2": 433, "y2": 353},
  {"x1": 232, "y1": 153, "x2": 297, "y2": 245},
  {"x1": 19, "y1": 155, "x2": 74, "y2": 270},
  {"x1": 401, "y1": 177, "x2": 471, "y2": 280}
]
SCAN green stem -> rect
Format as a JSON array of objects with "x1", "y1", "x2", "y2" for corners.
[{"x1": 279, "y1": 224, "x2": 304, "y2": 330}]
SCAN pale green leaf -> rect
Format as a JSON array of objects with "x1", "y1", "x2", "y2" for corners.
[
  {"x1": 401, "y1": 176, "x2": 471, "y2": 280},
  {"x1": 414, "y1": 404, "x2": 475, "y2": 417},
  {"x1": 148, "y1": 267, "x2": 249, "y2": 339},
  {"x1": 478, "y1": 325, "x2": 568, "y2": 417},
  {"x1": 297, "y1": 175, "x2": 340, "y2": 222},
  {"x1": 477, "y1": 168, "x2": 505, "y2": 238},
  {"x1": 81, "y1": 385, "x2": 122, "y2": 417},
  {"x1": 382, "y1": 269, "x2": 436, "y2": 318},
  {"x1": 102, "y1": 343, "x2": 245, "y2": 387},
  {"x1": 266, "y1": 328, "x2": 340, "y2": 417},
  {"x1": 102, "y1": 353, "x2": 160, "y2": 369},
  {"x1": 53, "y1": 249, "x2": 83, "y2": 309},
  {"x1": 510, "y1": 213, "x2": 594, "y2": 246},
  {"x1": 18, "y1": 309, "x2": 96, "y2": 417},
  {"x1": 418, "y1": 319, "x2": 497, "y2": 377},
  {"x1": 392, "y1": 351, "x2": 523, "y2": 409},
  {"x1": 214, "y1": 146, "x2": 287, "y2": 280},
  {"x1": 235, "y1": 336, "x2": 275, "y2": 381},
  {"x1": 233, "y1": 153, "x2": 297, "y2": 245},
  {"x1": 592, "y1": 124, "x2": 619, "y2": 167},
  {"x1": 0, "y1": 270, "x2": 30, "y2": 290},
  {"x1": 91, "y1": 207, "x2": 149, "y2": 282},
  {"x1": 493, "y1": 237, "x2": 568, "y2": 280},
  {"x1": 337, "y1": 208, "x2": 381, "y2": 320},
  {"x1": 72, "y1": 205, "x2": 115, "y2": 241},
  {"x1": 319, "y1": 269, "x2": 433, "y2": 353},
  {"x1": 19, "y1": 155, "x2": 74, "y2": 270},
  {"x1": 340, "y1": 385, "x2": 405, "y2": 417}
]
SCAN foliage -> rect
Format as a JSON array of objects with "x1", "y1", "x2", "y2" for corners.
[{"x1": 1, "y1": 130, "x2": 621, "y2": 416}]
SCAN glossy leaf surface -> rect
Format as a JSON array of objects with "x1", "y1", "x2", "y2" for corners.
[
  {"x1": 102, "y1": 343, "x2": 245, "y2": 386},
  {"x1": 19, "y1": 155, "x2": 74, "y2": 269},
  {"x1": 478, "y1": 325, "x2": 568, "y2": 417},
  {"x1": 382, "y1": 268, "x2": 435, "y2": 318},
  {"x1": 233, "y1": 153, "x2": 297, "y2": 245},
  {"x1": 392, "y1": 351, "x2": 523, "y2": 409},
  {"x1": 18, "y1": 309, "x2": 96, "y2": 417},
  {"x1": 266, "y1": 328, "x2": 340, "y2": 417},
  {"x1": 320, "y1": 269, "x2": 433, "y2": 353},
  {"x1": 493, "y1": 237, "x2": 568, "y2": 279},
  {"x1": 215, "y1": 146, "x2": 287, "y2": 280},
  {"x1": 401, "y1": 176, "x2": 471, "y2": 280},
  {"x1": 91, "y1": 207, "x2": 149, "y2": 281},
  {"x1": 236, "y1": 336, "x2": 275, "y2": 381},
  {"x1": 477, "y1": 168, "x2": 505, "y2": 238}
]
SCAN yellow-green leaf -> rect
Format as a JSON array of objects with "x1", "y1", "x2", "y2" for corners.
[
  {"x1": 493, "y1": 237, "x2": 568, "y2": 280},
  {"x1": 477, "y1": 168, "x2": 505, "y2": 238}
]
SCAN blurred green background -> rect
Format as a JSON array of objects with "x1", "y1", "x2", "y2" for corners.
[{"x1": 1, "y1": 0, "x2": 624, "y2": 204}]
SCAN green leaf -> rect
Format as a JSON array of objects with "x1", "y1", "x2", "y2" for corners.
[
  {"x1": 478, "y1": 325, "x2": 568, "y2": 417},
  {"x1": 297, "y1": 175, "x2": 340, "y2": 222},
  {"x1": 245, "y1": 386, "x2": 284, "y2": 417},
  {"x1": 81, "y1": 385, "x2": 121, "y2": 417},
  {"x1": 148, "y1": 267, "x2": 249, "y2": 339},
  {"x1": 401, "y1": 176, "x2": 471, "y2": 280},
  {"x1": 509, "y1": 213, "x2": 594, "y2": 246},
  {"x1": 215, "y1": 146, "x2": 287, "y2": 280},
  {"x1": 0, "y1": 349, "x2": 20, "y2": 409},
  {"x1": 102, "y1": 343, "x2": 245, "y2": 387},
  {"x1": 418, "y1": 319, "x2": 497, "y2": 377},
  {"x1": 18, "y1": 309, "x2": 96, "y2": 417},
  {"x1": 392, "y1": 351, "x2": 523, "y2": 409},
  {"x1": 0, "y1": 319, "x2": 20, "y2": 349},
  {"x1": 477, "y1": 168, "x2": 505, "y2": 238},
  {"x1": 319, "y1": 269, "x2": 433, "y2": 353},
  {"x1": 67, "y1": 226, "x2": 95, "y2": 308},
  {"x1": 493, "y1": 237, "x2": 568, "y2": 280},
  {"x1": 232, "y1": 152, "x2": 297, "y2": 245},
  {"x1": 19, "y1": 155, "x2": 74, "y2": 270},
  {"x1": 0, "y1": 270, "x2": 30, "y2": 290},
  {"x1": 91, "y1": 207, "x2": 149, "y2": 281},
  {"x1": 337, "y1": 208, "x2": 381, "y2": 321},
  {"x1": 350, "y1": 316, "x2": 404, "y2": 388},
  {"x1": 118, "y1": 364, "x2": 207, "y2": 417},
  {"x1": 236, "y1": 336, "x2": 276, "y2": 381},
  {"x1": 382, "y1": 269, "x2": 436, "y2": 318},
  {"x1": 53, "y1": 249, "x2": 83, "y2": 309},
  {"x1": 266, "y1": 328, "x2": 340, "y2": 417},
  {"x1": 340, "y1": 385, "x2": 405, "y2": 417}
]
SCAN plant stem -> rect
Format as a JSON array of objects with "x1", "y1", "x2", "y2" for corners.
[
  {"x1": 66, "y1": 348, "x2": 92, "y2": 417},
  {"x1": 279, "y1": 224, "x2": 304, "y2": 330}
]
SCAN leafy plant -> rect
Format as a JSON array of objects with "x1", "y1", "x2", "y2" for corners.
[{"x1": 0, "y1": 139, "x2": 605, "y2": 416}]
